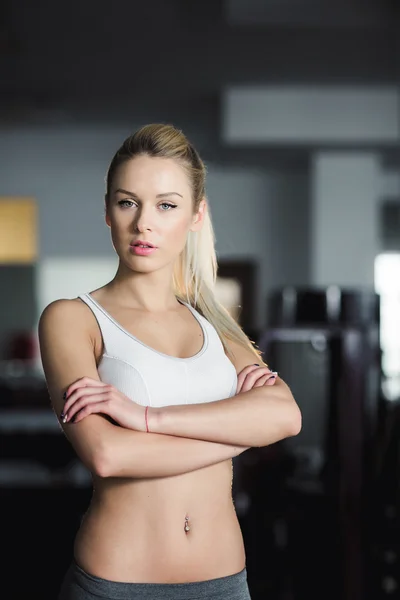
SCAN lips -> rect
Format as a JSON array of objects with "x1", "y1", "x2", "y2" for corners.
[
  {"x1": 131, "y1": 241, "x2": 156, "y2": 248},
  {"x1": 130, "y1": 244, "x2": 157, "y2": 256}
]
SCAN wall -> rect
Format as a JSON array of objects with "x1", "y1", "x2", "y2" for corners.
[{"x1": 0, "y1": 124, "x2": 310, "y2": 336}]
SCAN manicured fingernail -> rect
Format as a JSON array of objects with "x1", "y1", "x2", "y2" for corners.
[
  {"x1": 63, "y1": 391, "x2": 67, "y2": 400},
  {"x1": 253, "y1": 363, "x2": 259, "y2": 366}
]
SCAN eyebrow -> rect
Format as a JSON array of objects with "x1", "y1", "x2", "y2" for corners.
[{"x1": 115, "y1": 188, "x2": 183, "y2": 199}]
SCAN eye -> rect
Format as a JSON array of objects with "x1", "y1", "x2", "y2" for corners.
[
  {"x1": 118, "y1": 199, "x2": 135, "y2": 208},
  {"x1": 160, "y1": 202, "x2": 177, "y2": 211}
]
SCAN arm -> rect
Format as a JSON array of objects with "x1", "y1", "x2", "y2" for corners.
[
  {"x1": 148, "y1": 339, "x2": 302, "y2": 448},
  {"x1": 38, "y1": 300, "x2": 249, "y2": 480}
]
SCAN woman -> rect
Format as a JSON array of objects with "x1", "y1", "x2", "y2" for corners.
[{"x1": 38, "y1": 123, "x2": 301, "y2": 600}]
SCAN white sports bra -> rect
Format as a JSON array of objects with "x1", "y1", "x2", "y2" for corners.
[{"x1": 78, "y1": 293, "x2": 238, "y2": 408}]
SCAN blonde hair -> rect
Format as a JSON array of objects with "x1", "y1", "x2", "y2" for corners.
[{"x1": 105, "y1": 123, "x2": 265, "y2": 364}]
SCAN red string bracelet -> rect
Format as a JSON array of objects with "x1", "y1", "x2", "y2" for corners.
[{"x1": 145, "y1": 406, "x2": 149, "y2": 433}]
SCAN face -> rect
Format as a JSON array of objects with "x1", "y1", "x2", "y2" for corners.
[{"x1": 105, "y1": 155, "x2": 206, "y2": 273}]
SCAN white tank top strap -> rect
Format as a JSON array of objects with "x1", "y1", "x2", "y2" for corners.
[
  {"x1": 78, "y1": 293, "x2": 212, "y2": 359},
  {"x1": 183, "y1": 303, "x2": 225, "y2": 354},
  {"x1": 77, "y1": 292, "x2": 118, "y2": 356}
]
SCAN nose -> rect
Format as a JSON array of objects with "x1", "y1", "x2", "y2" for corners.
[{"x1": 134, "y1": 206, "x2": 153, "y2": 232}]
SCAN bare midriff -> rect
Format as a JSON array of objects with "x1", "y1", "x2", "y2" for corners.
[{"x1": 73, "y1": 458, "x2": 246, "y2": 583}]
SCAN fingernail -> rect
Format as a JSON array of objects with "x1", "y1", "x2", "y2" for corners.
[
  {"x1": 63, "y1": 391, "x2": 67, "y2": 400},
  {"x1": 253, "y1": 363, "x2": 259, "y2": 366}
]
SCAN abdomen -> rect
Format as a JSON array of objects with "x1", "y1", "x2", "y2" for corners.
[{"x1": 74, "y1": 460, "x2": 246, "y2": 583}]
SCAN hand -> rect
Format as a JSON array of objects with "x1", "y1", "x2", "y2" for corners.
[
  {"x1": 236, "y1": 364, "x2": 278, "y2": 394},
  {"x1": 60, "y1": 376, "x2": 146, "y2": 431}
]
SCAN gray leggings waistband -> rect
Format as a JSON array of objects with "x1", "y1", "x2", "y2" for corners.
[{"x1": 58, "y1": 559, "x2": 252, "y2": 600}]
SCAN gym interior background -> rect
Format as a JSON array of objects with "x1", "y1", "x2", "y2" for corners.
[{"x1": 1, "y1": 1, "x2": 400, "y2": 598}]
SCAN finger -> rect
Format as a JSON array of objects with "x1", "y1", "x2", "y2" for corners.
[
  {"x1": 237, "y1": 366, "x2": 272, "y2": 394},
  {"x1": 69, "y1": 401, "x2": 110, "y2": 424},
  {"x1": 65, "y1": 376, "x2": 107, "y2": 400},
  {"x1": 265, "y1": 372, "x2": 278, "y2": 385},
  {"x1": 236, "y1": 364, "x2": 271, "y2": 394},
  {"x1": 63, "y1": 391, "x2": 110, "y2": 423},
  {"x1": 253, "y1": 373, "x2": 271, "y2": 387},
  {"x1": 63, "y1": 385, "x2": 111, "y2": 417},
  {"x1": 236, "y1": 365, "x2": 259, "y2": 392},
  {"x1": 240, "y1": 367, "x2": 273, "y2": 393},
  {"x1": 253, "y1": 372, "x2": 278, "y2": 388}
]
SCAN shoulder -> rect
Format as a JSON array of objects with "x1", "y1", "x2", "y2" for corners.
[
  {"x1": 39, "y1": 297, "x2": 102, "y2": 359},
  {"x1": 38, "y1": 297, "x2": 98, "y2": 347},
  {"x1": 222, "y1": 336, "x2": 267, "y2": 374},
  {"x1": 39, "y1": 297, "x2": 88, "y2": 331}
]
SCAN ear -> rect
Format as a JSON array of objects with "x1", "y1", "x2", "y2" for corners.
[
  {"x1": 104, "y1": 196, "x2": 111, "y2": 227},
  {"x1": 190, "y1": 198, "x2": 207, "y2": 232}
]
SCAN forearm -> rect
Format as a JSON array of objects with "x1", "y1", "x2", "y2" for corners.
[
  {"x1": 100, "y1": 425, "x2": 249, "y2": 479},
  {"x1": 149, "y1": 379, "x2": 302, "y2": 448}
]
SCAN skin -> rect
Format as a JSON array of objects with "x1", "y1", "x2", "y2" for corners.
[
  {"x1": 102, "y1": 155, "x2": 206, "y2": 312},
  {"x1": 39, "y1": 154, "x2": 298, "y2": 584}
]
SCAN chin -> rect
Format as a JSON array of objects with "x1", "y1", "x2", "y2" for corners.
[{"x1": 128, "y1": 258, "x2": 157, "y2": 270}]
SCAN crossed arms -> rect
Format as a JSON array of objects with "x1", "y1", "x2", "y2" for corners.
[{"x1": 38, "y1": 299, "x2": 301, "y2": 479}]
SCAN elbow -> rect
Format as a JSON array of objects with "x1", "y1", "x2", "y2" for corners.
[
  {"x1": 287, "y1": 402, "x2": 302, "y2": 437},
  {"x1": 278, "y1": 385, "x2": 302, "y2": 438},
  {"x1": 257, "y1": 399, "x2": 302, "y2": 448},
  {"x1": 92, "y1": 443, "x2": 111, "y2": 479},
  {"x1": 94, "y1": 457, "x2": 109, "y2": 479}
]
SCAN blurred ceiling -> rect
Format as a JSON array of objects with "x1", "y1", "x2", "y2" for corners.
[
  {"x1": 226, "y1": 0, "x2": 397, "y2": 28},
  {"x1": 1, "y1": 0, "x2": 399, "y2": 165},
  {"x1": 1, "y1": 0, "x2": 398, "y2": 110}
]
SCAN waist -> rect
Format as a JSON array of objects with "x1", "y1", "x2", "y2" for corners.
[
  {"x1": 74, "y1": 473, "x2": 245, "y2": 582},
  {"x1": 65, "y1": 559, "x2": 249, "y2": 598}
]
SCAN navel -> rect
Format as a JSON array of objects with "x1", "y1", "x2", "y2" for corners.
[{"x1": 184, "y1": 514, "x2": 191, "y2": 534}]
